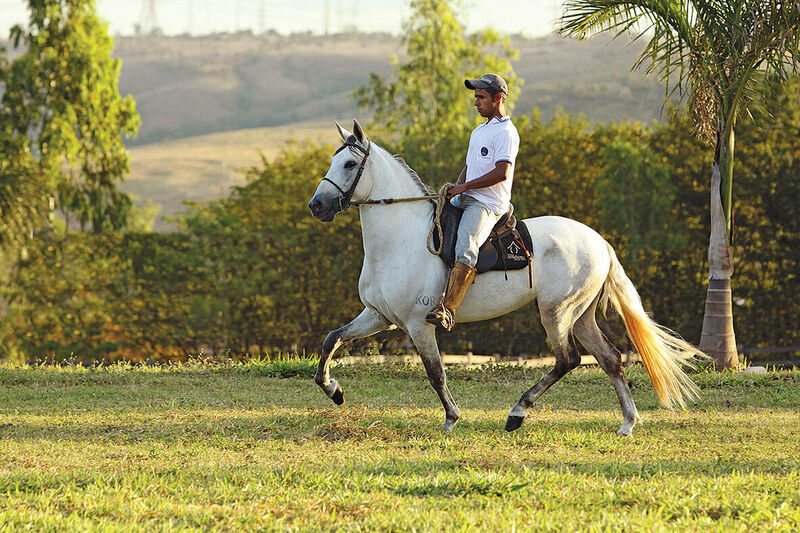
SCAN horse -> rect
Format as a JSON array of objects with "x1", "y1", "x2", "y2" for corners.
[{"x1": 307, "y1": 120, "x2": 702, "y2": 436}]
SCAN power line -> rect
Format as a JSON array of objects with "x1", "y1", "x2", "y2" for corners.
[
  {"x1": 135, "y1": 0, "x2": 160, "y2": 35},
  {"x1": 324, "y1": 0, "x2": 330, "y2": 36}
]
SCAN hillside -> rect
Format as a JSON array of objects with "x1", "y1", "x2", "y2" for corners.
[
  {"x1": 114, "y1": 32, "x2": 668, "y2": 145},
  {"x1": 115, "y1": 33, "x2": 401, "y2": 144},
  {"x1": 4, "y1": 32, "x2": 674, "y2": 229},
  {"x1": 122, "y1": 121, "x2": 333, "y2": 231}
]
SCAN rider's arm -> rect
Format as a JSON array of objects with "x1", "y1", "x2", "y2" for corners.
[
  {"x1": 449, "y1": 162, "x2": 510, "y2": 196},
  {"x1": 456, "y1": 166, "x2": 467, "y2": 185}
]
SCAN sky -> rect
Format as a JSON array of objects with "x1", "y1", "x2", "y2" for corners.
[{"x1": 0, "y1": 0, "x2": 564, "y2": 38}]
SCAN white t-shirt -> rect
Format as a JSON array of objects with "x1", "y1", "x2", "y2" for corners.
[{"x1": 462, "y1": 115, "x2": 520, "y2": 214}]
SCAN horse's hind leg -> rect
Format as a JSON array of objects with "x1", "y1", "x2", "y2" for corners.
[
  {"x1": 408, "y1": 324, "x2": 460, "y2": 431},
  {"x1": 573, "y1": 305, "x2": 641, "y2": 436},
  {"x1": 505, "y1": 306, "x2": 582, "y2": 432},
  {"x1": 315, "y1": 307, "x2": 392, "y2": 405}
]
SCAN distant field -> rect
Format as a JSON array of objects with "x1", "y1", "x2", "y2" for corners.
[
  {"x1": 122, "y1": 121, "x2": 333, "y2": 230},
  {"x1": 111, "y1": 32, "x2": 667, "y2": 145},
  {"x1": 115, "y1": 33, "x2": 401, "y2": 144},
  {"x1": 110, "y1": 32, "x2": 672, "y2": 230},
  {"x1": 7, "y1": 32, "x2": 674, "y2": 230},
  {"x1": 1, "y1": 361, "x2": 798, "y2": 530}
]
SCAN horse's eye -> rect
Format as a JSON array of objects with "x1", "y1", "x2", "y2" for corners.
[{"x1": 344, "y1": 160, "x2": 357, "y2": 170}]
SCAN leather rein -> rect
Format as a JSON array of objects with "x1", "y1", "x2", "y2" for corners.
[{"x1": 321, "y1": 139, "x2": 437, "y2": 213}]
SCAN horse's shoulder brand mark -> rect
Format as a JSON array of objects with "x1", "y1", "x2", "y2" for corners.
[{"x1": 416, "y1": 295, "x2": 437, "y2": 306}]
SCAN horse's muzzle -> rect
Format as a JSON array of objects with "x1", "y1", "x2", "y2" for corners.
[{"x1": 308, "y1": 195, "x2": 336, "y2": 222}]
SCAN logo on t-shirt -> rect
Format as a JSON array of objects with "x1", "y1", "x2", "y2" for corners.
[{"x1": 480, "y1": 146, "x2": 488, "y2": 156}]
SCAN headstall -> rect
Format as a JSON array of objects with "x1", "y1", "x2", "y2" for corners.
[{"x1": 321, "y1": 138, "x2": 372, "y2": 213}]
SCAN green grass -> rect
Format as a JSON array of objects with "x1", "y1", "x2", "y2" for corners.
[{"x1": 1, "y1": 360, "x2": 799, "y2": 531}]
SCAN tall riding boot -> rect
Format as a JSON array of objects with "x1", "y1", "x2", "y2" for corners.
[{"x1": 425, "y1": 261, "x2": 477, "y2": 331}]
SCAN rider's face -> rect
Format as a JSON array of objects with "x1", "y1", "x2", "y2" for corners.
[{"x1": 474, "y1": 88, "x2": 498, "y2": 118}]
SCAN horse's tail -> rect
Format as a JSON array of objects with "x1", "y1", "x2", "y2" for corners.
[{"x1": 600, "y1": 243, "x2": 704, "y2": 409}]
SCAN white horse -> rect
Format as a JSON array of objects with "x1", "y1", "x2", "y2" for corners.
[{"x1": 307, "y1": 120, "x2": 702, "y2": 436}]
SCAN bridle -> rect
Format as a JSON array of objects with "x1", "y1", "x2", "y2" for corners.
[
  {"x1": 321, "y1": 138, "x2": 372, "y2": 213},
  {"x1": 321, "y1": 138, "x2": 440, "y2": 213},
  {"x1": 318, "y1": 138, "x2": 458, "y2": 259}
]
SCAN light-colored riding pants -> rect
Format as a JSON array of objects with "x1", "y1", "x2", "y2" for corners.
[{"x1": 450, "y1": 194, "x2": 503, "y2": 268}]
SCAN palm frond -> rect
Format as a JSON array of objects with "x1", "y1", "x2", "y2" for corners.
[
  {"x1": 559, "y1": 0, "x2": 697, "y2": 99},
  {"x1": 0, "y1": 137, "x2": 48, "y2": 248},
  {"x1": 560, "y1": 0, "x2": 800, "y2": 133}
]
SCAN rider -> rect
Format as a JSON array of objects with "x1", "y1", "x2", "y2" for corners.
[{"x1": 426, "y1": 73, "x2": 520, "y2": 331}]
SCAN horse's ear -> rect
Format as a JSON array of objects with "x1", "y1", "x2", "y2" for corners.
[
  {"x1": 352, "y1": 119, "x2": 366, "y2": 144},
  {"x1": 335, "y1": 121, "x2": 352, "y2": 143}
]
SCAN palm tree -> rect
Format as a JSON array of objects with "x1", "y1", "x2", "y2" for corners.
[{"x1": 560, "y1": 0, "x2": 800, "y2": 368}]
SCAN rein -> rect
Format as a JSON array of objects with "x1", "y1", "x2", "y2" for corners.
[
  {"x1": 353, "y1": 186, "x2": 453, "y2": 257},
  {"x1": 355, "y1": 185, "x2": 454, "y2": 258},
  {"x1": 351, "y1": 196, "x2": 437, "y2": 205}
]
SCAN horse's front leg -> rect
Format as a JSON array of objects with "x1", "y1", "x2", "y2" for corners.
[
  {"x1": 315, "y1": 307, "x2": 392, "y2": 405},
  {"x1": 408, "y1": 324, "x2": 461, "y2": 431}
]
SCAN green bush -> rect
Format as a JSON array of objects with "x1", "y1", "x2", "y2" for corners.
[{"x1": 2, "y1": 91, "x2": 798, "y2": 361}]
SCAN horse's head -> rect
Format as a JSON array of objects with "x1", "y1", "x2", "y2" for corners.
[{"x1": 308, "y1": 120, "x2": 372, "y2": 222}]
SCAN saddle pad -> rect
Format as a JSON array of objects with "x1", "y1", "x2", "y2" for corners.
[{"x1": 432, "y1": 201, "x2": 533, "y2": 275}]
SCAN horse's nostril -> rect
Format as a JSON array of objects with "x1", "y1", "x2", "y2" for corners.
[{"x1": 309, "y1": 198, "x2": 323, "y2": 214}]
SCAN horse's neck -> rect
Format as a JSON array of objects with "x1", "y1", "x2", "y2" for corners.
[{"x1": 358, "y1": 152, "x2": 432, "y2": 260}]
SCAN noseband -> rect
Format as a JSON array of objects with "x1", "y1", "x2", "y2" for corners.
[{"x1": 321, "y1": 138, "x2": 371, "y2": 213}]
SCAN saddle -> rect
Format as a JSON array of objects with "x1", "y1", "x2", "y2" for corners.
[{"x1": 432, "y1": 202, "x2": 533, "y2": 282}]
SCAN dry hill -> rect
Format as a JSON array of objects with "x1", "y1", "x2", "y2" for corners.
[
  {"x1": 122, "y1": 120, "x2": 333, "y2": 231},
  {"x1": 115, "y1": 33, "x2": 401, "y2": 144},
  {"x1": 5, "y1": 32, "x2": 673, "y2": 229},
  {"x1": 115, "y1": 32, "x2": 666, "y2": 145}
]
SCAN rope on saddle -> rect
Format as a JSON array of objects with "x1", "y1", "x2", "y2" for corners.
[{"x1": 426, "y1": 183, "x2": 455, "y2": 256}]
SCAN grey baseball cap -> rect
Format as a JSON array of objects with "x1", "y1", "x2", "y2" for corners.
[{"x1": 464, "y1": 73, "x2": 508, "y2": 98}]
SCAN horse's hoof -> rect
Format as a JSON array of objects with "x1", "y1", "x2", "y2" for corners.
[
  {"x1": 331, "y1": 388, "x2": 345, "y2": 406},
  {"x1": 616, "y1": 427, "x2": 633, "y2": 437},
  {"x1": 505, "y1": 415, "x2": 526, "y2": 432}
]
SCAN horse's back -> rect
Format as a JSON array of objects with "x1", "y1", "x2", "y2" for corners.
[
  {"x1": 520, "y1": 216, "x2": 612, "y2": 305},
  {"x1": 522, "y1": 215, "x2": 608, "y2": 255}
]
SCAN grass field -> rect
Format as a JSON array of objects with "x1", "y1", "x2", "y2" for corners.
[{"x1": 1, "y1": 360, "x2": 799, "y2": 531}]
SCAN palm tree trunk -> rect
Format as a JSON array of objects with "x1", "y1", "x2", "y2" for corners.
[{"x1": 698, "y1": 126, "x2": 738, "y2": 369}]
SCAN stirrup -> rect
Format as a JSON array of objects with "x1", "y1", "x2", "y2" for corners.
[{"x1": 426, "y1": 305, "x2": 455, "y2": 332}]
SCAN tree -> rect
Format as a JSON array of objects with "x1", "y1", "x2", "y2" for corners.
[
  {"x1": 0, "y1": 46, "x2": 48, "y2": 247},
  {"x1": 0, "y1": 0, "x2": 140, "y2": 233},
  {"x1": 596, "y1": 131, "x2": 687, "y2": 276},
  {"x1": 354, "y1": 0, "x2": 520, "y2": 184},
  {"x1": 560, "y1": 0, "x2": 800, "y2": 368},
  {"x1": 0, "y1": 132, "x2": 48, "y2": 248}
]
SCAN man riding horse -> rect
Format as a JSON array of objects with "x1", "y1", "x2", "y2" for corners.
[{"x1": 426, "y1": 73, "x2": 520, "y2": 331}]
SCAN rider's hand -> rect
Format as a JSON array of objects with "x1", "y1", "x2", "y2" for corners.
[{"x1": 448, "y1": 184, "x2": 467, "y2": 198}]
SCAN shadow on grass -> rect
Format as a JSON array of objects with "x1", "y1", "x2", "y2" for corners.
[
  {"x1": 2, "y1": 404, "x2": 798, "y2": 450},
  {"x1": 1, "y1": 365, "x2": 798, "y2": 420}
]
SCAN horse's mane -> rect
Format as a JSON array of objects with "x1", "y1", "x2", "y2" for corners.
[
  {"x1": 341, "y1": 137, "x2": 435, "y2": 197},
  {"x1": 391, "y1": 154, "x2": 435, "y2": 196}
]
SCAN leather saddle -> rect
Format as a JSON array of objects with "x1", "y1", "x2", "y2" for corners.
[{"x1": 432, "y1": 202, "x2": 533, "y2": 276}]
